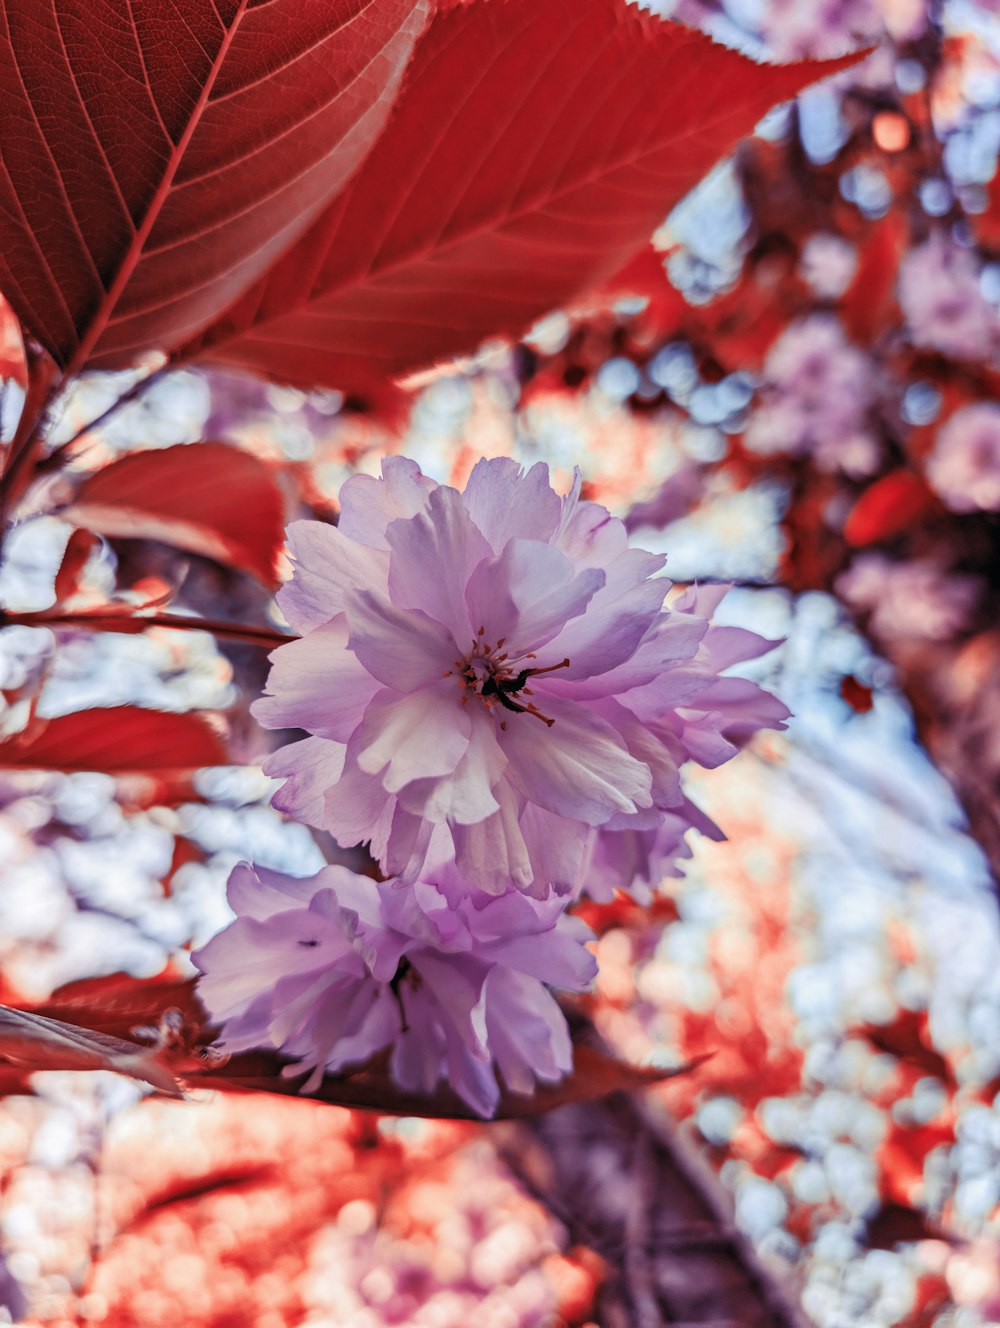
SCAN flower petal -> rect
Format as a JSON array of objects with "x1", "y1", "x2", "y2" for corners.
[
  {"x1": 396, "y1": 709, "x2": 505, "y2": 826},
  {"x1": 252, "y1": 618, "x2": 378, "y2": 742},
  {"x1": 277, "y1": 521, "x2": 389, "y2": 632},
  {"x1": 226, "y1": 860, "x2": 325, "y2": 920},
  {"x1": 320, "y1": 747, "x2": 423, "y2": 876},
  {"x1": 386, "y1": 485, "x2": 492, "y2": 645},
  {"x1": 485, "y1": 972, "x2": 572, "y2": 1091},
  {"x1": 264, "y1": 736, "x2": 346, "y2": 829},
  {"x1": 464, "y1": 538, "x2": 604, "y2": 656},
  {"x1": 451, "y1": 782, "x2": 534, "y2": 892},
  {"x1": 356, "y1": 683, "x2": 472, "y2": 793},
  {"x1": 501, "y1": 695, "x2": 652, "y2": 825},
  {"x1": 346, "y1": 589, "x2": 457, "y2": 690},
  {"x1": 460, "y1": 457, "x2": 561, "y2": 551},
  {"x1": 547, "y1": 548, "x2": 667, "y2": 679},
  {"x1": 337, "y1": 456, "x2": 438, "y2": 550}
]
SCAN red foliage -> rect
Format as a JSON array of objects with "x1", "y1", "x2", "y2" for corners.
[
  {"x1": 844, "y1": 470, "x2": 938, "y2": 547},
  {"x1": 839, "y1": 674, "x2": 875, "y2": 712},
  {"x1": 0, "y1": 707, "x2": 228, "y2": 776},
  {"x1": 0, "y1": 0, "x2": 428, "y2": 374},
  {"x1": 840, "y1": 208, "x2": 907, "y2": 346},
  {"x1": 858, "y1": 1009, "x2": 956, "y2": 1089},
  {"x1": 878, "y1": 1117, "x2": 957, "y2": 1207},
  {"x1": 52, "y1": 528, "x2": 100, "y2": 604},
  {"x1": 187, "y1": 0, "x2": 863, "y2": 391},
  {"x1": 28, "y1": 970, "x2": 700, "y2": 1121},
  {"x1": 65, "y1": 442, "x2": 287, "y2": 587},
  {"x1": 0, "y1": 294, "x2": 24, "y2": 385}
]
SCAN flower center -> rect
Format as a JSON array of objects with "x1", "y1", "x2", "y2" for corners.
[{"x1": 446, "y1": 625, "x2": 570, "y2": 727}]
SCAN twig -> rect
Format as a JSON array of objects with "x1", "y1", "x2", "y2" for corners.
[
  {"x1": 37, "y1": 364, "x2": 171, "y2": 474},
  {"x1": 1, "y1": 608, "x2": 295, "y2": 649},
  {"x1": 500, "y1": 1081, "x2": 810, "y2": 1325}
]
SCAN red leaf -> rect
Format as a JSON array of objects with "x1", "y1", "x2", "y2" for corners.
[
  {"x1": 64, "y1": 442, "x2": 285, "y2": 587},
  {"x1": 37, "y1": 971, "x2": 203, "y2": 1036},
  {"x1": 859, "y1": 1009, "x2": 956, "y2": 1088},
  {"x1": 0, "y1": 294, "x2": 25, "y2": 386},
  {"x1": 574, "y1": 892, "x2": 680, "y2": 938},
  {"x1": 0, "y1": 707, "x2": 227, "y2": 775},
  {"x1": 878, "y1": 1118, "x2": 957, "y2": 1206},
  {"x1": 187, "y1": 0, "x2": 864, "y2": 391},
  {"x1": 53, "y1": 528, "x2": 100, "y2": 604},
  {"x1": 0, "y1": 0, "x2": 428, "y2": 374},
  {"x1": 839, "y1": 674, "x2": 875, "y2": 713},
  {"x1": 844, "y1": 470, "x2": 937, "y2": 547},
  {"x1": 0, "y1": 1004, "x2": 180, "y2": 1095},
  {"x1": 840, "y1": 209, "x2": 906, "y2": 346}
]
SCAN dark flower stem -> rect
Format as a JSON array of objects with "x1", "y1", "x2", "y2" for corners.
[{"x1": 1, "y1": 608, "x2": 296, "y2": 649}]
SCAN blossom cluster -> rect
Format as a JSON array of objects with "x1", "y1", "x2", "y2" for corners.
[
  {"x1": 898, "y1": 234, "x2": 998, "y2": 364},
  {"x1": 926, "y1": 402, "x2": 1000, "y2": 514},
  {"x1": 744, "y1": 314, "x2": 882, "y2": 477},
  {"x1": 194, "y1": 458, "x2": 788, "y2": 1114}
]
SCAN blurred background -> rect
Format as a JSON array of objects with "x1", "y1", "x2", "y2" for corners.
[{"x1": 3, "y1": 0, "x2": 1000, "y2": 1324}]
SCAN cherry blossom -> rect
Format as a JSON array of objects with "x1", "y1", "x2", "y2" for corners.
[
  {"x1": 254, "y1": 457, "x2": 722, "y2": 892},
  {"x1": 898, "y1": 235, "x2": 998, "y2": 363},
  {"x1": 193, "y1": 854, "x2": 596, "y2": 1118},
  {"x1": 585, "y1": 584, "x2": 790, "y2": 901},
  {"x1": 744, "y1": 314, "x2": 882, "y2": 477},
  {"x1": 926, "y1": 402, "x2": 1000, "y2": 513}
]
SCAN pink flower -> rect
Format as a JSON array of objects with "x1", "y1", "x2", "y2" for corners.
[
  {"x1": 899, "y1": 235, "x2": 998, "y2": 363},
  {"x1": 926, "y1": 403, "x2": 1000, "y2": 513},
  {"x1": 192, "y1": 853, "x2": 596, "y2": 1118},
  {"x1": 255, "y1": 457, "x2": 719, "y2": 892},
  {"x1": 585, "y1": 800, "x2": 724, "y2": 905},
  {"x1": 837, "y1": 552, "x2": 981, "y2": 641},
  {"x1": 585, "y1": 584, "x2": 789, "y2": 901},
  {"x1": 744, "y1": 315, "x2": 882, "y2": 477}
]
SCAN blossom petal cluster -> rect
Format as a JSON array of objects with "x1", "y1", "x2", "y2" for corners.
[
  {"x1": 587, "y1": 583, "x2": 790, "y2": 900},
  {"x1": 926, "y1": 402, "x2": 1000, "y2": 514},
  {"x1": 192, "y1": 854, "x2": 596, "y2": 1118},
  {"x1": 196, "y1": 456, "x2": 789, "y2": 1114},
  {"x1": 744, "y1": 314, "x2": 881, "y2": 477},
  {"x1": 254, "y1": 457, "x2": 786, "y2": 895},
  {"x1": 899, "y1": 235, "x2": 998, "y2": 363}
]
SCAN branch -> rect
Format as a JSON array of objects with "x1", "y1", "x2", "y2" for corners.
[
  {"x1": 37, "y1": 364, "x2": 170, "y2": 474},
  {"x1": 1, "y1": 608, "x2": 295, "y2": 650},
  {"x1": 498, "y1": 1024, "x2": 810, "y2": 1327}
]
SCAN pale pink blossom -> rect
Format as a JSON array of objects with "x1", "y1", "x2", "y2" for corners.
[
  {"x1": 585, "y1": 583, "x2": 790, "y2": 900},
  {"x1": 926, "y1": 402, "x2": 1000, "y2": 513},
  {"x1": 799, "y1": 233, "x2": 857, "y2": 301},
  {"x1": 193, "y1": 854, "x2": 596, "y2": 1119},
  {"x1": 837, "y1": 552, "x2": 981, "y2": 641},
  {"x1": 758, "y1": 0, "x2": 883, "y2": 59},
  {"x1": 255, "y1": 457, "x2": 724, "y2": 893},
  {"x1": 899, "y1": 235, "x2": 998, "y2": 363},
  {"x1": 744, "y1": 315, "x2": 882, "y2": 477}
]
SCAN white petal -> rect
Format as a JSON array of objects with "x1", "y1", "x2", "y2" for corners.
[
  {"x1": 264, "y1": 736, "x2": 346, "y2": 829},
  {"x1": 464, "y1": 539, "x2": 603, "y2": 657},
  {"x1": 346, "y1": 590, "x2": 457, "y2": 690},
  {"x1": 461, "y1": 458, "x2": 561, "y2": 551}
]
